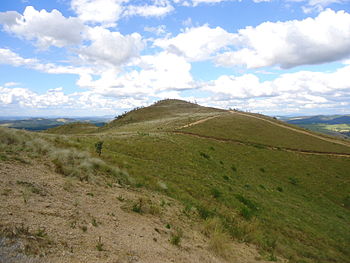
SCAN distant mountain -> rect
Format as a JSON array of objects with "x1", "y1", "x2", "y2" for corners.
[
  {"x1": 280, "y1": 114, "x2": 350, "y2": 138},
  {"x1": 0, "y1": 117, "x2": 112, "y2": 131}
]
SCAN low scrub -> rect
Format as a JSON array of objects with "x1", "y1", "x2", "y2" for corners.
[
  {"x1": 201, "y1": 217, "x2": 232, "y2": 259},
  {"x1": 0, "y1": 127, "x2": 130, "y2": 185}
]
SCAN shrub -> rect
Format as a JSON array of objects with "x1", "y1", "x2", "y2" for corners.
[
  {"x1": 94, "y1": 141, "x2": 103, "y2": 156},
  {"x1": 197, "y1": 205, "x2": 214, "y2": 219},
  {"x1": 211, "y1": 188, "x2": 222, "y2": 199},
  {"x1": 170, "y1": 228, "x2": 183, "y2": 246},
  {"x1": 231, "y1": 165, "x2": 237, "y2": 172},
  {"x1": 200, "y1": 152, "x2": 210, "y2": 159},
  {"x1": 235, "y1": 194, "x2": 258, "y2": 211},
  {"x1": 201, "y1": 217, "x2": 232, "y2": 259},
  {"x1": 289, "y1": 177, "x2": 299, "y2": 185},
  {"x1": 132, "y1": 199, "x2": 143, "y2": 213},
  {"x1": 223, "y1": 175, "x2": 229, "y2": 181},
  {"x1": 240, "y1": 207, "x2": 254, "y2": 220}
]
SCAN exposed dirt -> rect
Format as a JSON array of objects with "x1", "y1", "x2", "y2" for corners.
[
  {"x1": 0, "y1": 160, "x2": 273, "y2": 263},
  {"x1": 176, "y1": 115, "x2": 222, "y2": 130}
]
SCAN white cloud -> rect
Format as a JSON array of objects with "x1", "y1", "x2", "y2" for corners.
[
  {"x1": 0, "y1": 86, "x2": 71, "y2": 108},
  {"x1": 144, "y1": 25, "x2": 167, "y2": 36},
  {"x1": 124, "y1": 1, "x2": 174, "y2": 17},
  {"x1": 76, "y1": 52, "x2": 195, "y2": 98},
  {"x1": 204, "y1": 74, "x2": 275, "y2": 98},
  {"x1": 71, "y1": 0, "x2": 174, "y2": 26},
  {"x1": 71, "y1": 0, "x2": 126, "y2": 26},
  {"x1": 78, "y1": 26, "x2": 144, "y2": 67},
  {"x1": 4, "y1": 82, "x2": 20, "y2": 87},
  {"x1": 175, "y1": 0, "x2": 232, "y2": 6},
  {"x1": 0, "y1": 48, "x2": 37, "y2": 66},
  {"x1": 0, "y1": 6, "x2": 85, "y2": 49},
  {"x1": 154, "y1": 25, "x2": 235, "y2": 61},
  {"x1": 287, "y1": 0, "x2": 350, "y2": 13},
  {"x1": 215, "y1": 9, "x2": 350, "y2": 69},
  {"x1": 203, "y1": 65, "x2": 350, "y2": 114}
]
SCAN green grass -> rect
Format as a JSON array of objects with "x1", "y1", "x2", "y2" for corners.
[
  {"x1": 183, "y1": 113, "x2": 350, "y2": 153},
  {"x1": 67, "y1": 130, "x2": 350, "y2": 262},
  {"x1": 297, "y1": 123, "x2": 350, "y2": 138},
  {"x1": 45, "y1": 122, "x2": 98, "y2": 134},
  {"x1": 2, "y1": 100, "x2": 350, "y2": 262}
]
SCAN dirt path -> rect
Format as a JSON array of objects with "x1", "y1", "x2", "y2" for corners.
[
  {"x1": 176, "y1": 115, "x2": 222, "y2": 129},
  {"x1": 229, "y1": 111, "x2": 350, "y2": 148},
  {"x1": 173, "y1": 131, "x2": 350, "y2": 158},
  {"x1": 0, "y1": 160, "x2": 275, "y2": 263}
]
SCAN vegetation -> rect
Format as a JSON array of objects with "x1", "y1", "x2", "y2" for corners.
[
  {"x1": 1, "y1": 99, "x2": 350, "y2": 262},
  {"x1": 282, "y1": 115, "x2": 350, "y2": 138},
  {"x1": 0, "y1": 117, "x2": 107, "y2": 131}
]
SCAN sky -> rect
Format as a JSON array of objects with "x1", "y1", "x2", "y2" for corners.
[{"x1": 0, "y1": 0, "x2": 350, "y2": 117}]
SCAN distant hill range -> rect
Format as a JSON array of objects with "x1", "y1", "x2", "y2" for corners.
[
  {"x1": 280, "y1": 115, "x2": 350, "y2": 138},
  {"x1": 0, "y1": 117, "x2": 112, "y2": 131}
]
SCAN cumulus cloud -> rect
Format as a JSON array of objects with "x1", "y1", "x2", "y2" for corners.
[
  {"x1": 0, "y1": 86, "x2": 71, "y2": 108},
  {"x1": 154, "y1": 25, "x2": 235, "y2": 61},
  {"x1": 0, "y1": 84, "x2": 149, "y2": 115},
  {"x1": 76, "y1": 52, "x2": 195, "y2": 96},
  {"x1": 203, "y1": 64, "x2": 350, "y2": 114},
  {"x1": 0, "y1": 6, "x2": 85, "y2": 49},
  {"x1": 71, "y1": 0, "x2": 126, "y2": 26},
  {"x1": 0, "y1": 48, "x2": 37, "y2": 66},
  {"x1": 71, "y1": 0, "x2": 174, "y2": 26},
  {"x1": 216, "y1": 9, "x2": 350, "y2": 69},
  {"x1": 78, "y1": 26, "x2": 144, "y2": 67}
]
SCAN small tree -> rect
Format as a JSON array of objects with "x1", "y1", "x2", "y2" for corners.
[{"x1": 95, "y1": 141, "x2": 103, "y2": 156}]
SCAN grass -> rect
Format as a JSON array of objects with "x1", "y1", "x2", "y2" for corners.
[
  {"x1": 182, "y1": 113, "x2": 350, "y2": 154},
  {"x1": 1, "y1": 100, "x2": 350, "y2": 262},
  {"x1": 96, "y1": 237, "x2": 104, "y2": 251},
  {"x1": 201, "y1": 217, "x2": 232, "y2": 259},
  {"x1": 63, "y1": 126, "x2": 350, "y2": 262},
  {"x1": 170, "y1": 228, "x2": 183, "y2": 246}
]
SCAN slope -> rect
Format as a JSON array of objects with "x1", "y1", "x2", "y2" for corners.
[
  {"x1": 45, "y1": 122, "x2": 99, "y2": 134},
  {"x1": 99, "y1": 99, "x2": 225, "y2": 133},
  {"x1": 22, "y1": 100, "x2": 350, "y2": 262},
  {"x1": 0, "y1": 127, "x2": 270, "y2": 263}
]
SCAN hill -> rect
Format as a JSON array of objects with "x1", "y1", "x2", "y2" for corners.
[
  {"x1": 45, "y1": 122, "x2": 99, "y2": 134},
  {"x1": 1, "y1": 99, "x2": 350, "y2": 263},
  {"x1": 0, "y1": 117, "x2": 109, "y2": 131},
  {"x1": 281, "y1": 115, "x2": 350, "y2": 138}
]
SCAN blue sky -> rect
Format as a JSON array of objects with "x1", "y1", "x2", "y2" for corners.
[{"x1": 0, "y1": 0, "x2": 350, "y2": 116}]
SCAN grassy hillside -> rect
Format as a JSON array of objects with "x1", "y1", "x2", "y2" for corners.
[
  {"x1": 99, "y1": 99, "x2": 225, "y2": 132},
  {"x1": 2, "y1": 100, "x2": 350, "y2": 263},
  {"x1": 181, "y1": 112, "x2": 350, "y2": 154},
  {"x1": 0, "y1": 117, "x2": 108, "y2": 131},
  {"x1": 45, "y1": 122, "x2": 99, "y2": 134},
  {"x1": 282, "y1": 115, "x2": 350, "y2": 138}
]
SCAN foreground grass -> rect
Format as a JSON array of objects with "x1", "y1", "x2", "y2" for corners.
[
  {"x1": 0, "y1": 127, "x2": 130, "y2": 185},
  {"x1": 66, "y1": 130, "x2": 350, "y2": 263}
]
